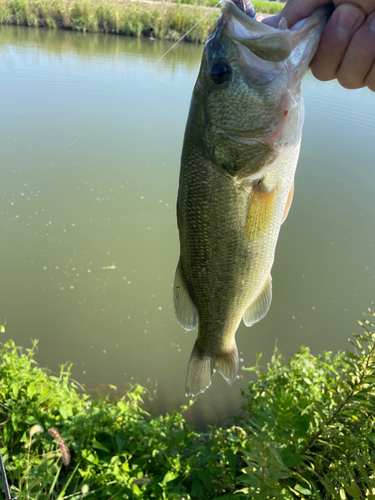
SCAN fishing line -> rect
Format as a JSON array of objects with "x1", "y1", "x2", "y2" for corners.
[
  {"x1": 10, "y1": 1, "x2": 221, "y2": 199},
  {"x1": 1, "y1": 5, "x2": 223, "y2": 495},
  {"x1": 29, "y1": 131, "x2": 85, "y2": 184},
  {"x1": 152, "y1": 0, "x2": 221, "y2": 66}
]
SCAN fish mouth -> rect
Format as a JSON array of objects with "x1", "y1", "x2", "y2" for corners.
[{"x1": 219, "y1": 0, "x2": 331, "y2": 63}]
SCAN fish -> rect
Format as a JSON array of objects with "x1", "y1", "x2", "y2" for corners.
[{"x1": 173, "y1": 0, "x2": 330, "y2": 397}]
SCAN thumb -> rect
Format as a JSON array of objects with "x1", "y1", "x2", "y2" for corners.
[
  {"x1": 261, "y1": 13, "x2": 282, "y2": 28},
  {"x1": 262, "y1": 0, "x2": 333, "y2": 29}
]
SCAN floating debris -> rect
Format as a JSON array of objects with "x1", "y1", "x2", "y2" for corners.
[{"x1": 102, "y1": 263, "x2": 117, "y2": 270}]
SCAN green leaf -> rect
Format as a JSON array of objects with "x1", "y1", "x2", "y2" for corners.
[
  {"x1": 346, "y1": 351, "x2": 361, "y2": 361},
  {"x1": 161, "y1": 470, "x2": 178, "y2": 484},
  {"x1": 92, "y1": 437, "x2": 109, "y2": 452},
  {"x1": 11, "y1": 382, "x2": 20, "y2": 398},
  {"x1": 191, "y1": 477, "x2": 204, "y2": 497},
  {"x1": 59, "y1": 403, "x2": 73, "y2": 419},
  {"x1": 344, "y1": 483, "x2": 361, "y2": 500},
  {"x1": 294, "y1": 414, "x2": 311, "y2": 438},
  {"x1": 132, "y1": 483, "x2": 142, "y2": 496},
  {"x1": 27, "y1": 382, "x2": 38, "y2": 399},
  {"x1": 84, "y1": 452, "x2": 99, "y2": 465},
  {"x1": 227, "y1": 451, "x2": 237, "y2": 476},
  {"x1": 295, "y1": 483, "x2": 312, "y2": 495},
  {"x1": 198, "y1": 470, "x2": 213, "y2": 493},
  {"x1": 280, "y1": 446, "x2": 302, "y2": 468}
]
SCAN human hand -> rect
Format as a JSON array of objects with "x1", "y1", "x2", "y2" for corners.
[{"x1": 263, "y1": 0, "x2": 375, "y2": 92}]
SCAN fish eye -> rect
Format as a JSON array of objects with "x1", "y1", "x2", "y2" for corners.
[{"x1": 210, "y1": 61, "x2": 231, "y2": 85}]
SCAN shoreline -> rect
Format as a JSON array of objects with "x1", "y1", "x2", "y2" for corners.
[{"x1": 0, "y1": 0, "x2": 283, "y2": 43}]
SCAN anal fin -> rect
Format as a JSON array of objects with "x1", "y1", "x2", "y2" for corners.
[
  {"x1": 173, "y1": 260, "x2": 198, "y2": 331},
  {"x1": 243, "y1": 275, "x2": 272, "y2": 327}
]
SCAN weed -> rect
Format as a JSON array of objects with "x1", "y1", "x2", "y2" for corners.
[
  {"x1": 1, "y1": 305, "x2": 375, "y2": 498},
  {"x1": 0, "y1": 0, "x2": 284, "y2": 42}
]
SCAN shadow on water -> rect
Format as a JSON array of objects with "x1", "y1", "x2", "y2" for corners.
[{"x1": 0, "y1": 25, "x2": 374, "y2": 429}]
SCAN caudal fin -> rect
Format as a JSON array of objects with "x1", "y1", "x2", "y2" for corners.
[
  {"x1": 185, "y1": 341, "x2": 239, "y2": 397},
  {"x1": 215, "y1": 346, "x2": 239, "y2": 384}
]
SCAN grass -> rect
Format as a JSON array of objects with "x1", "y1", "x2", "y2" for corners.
[
  {"x1": 0, "y1": 0, "x2": 284, "y2": 43},
  {"x1": 1, "y1": 305, "x2": 375, "y2": 499},
  {"x1": 177, "y1": 0, "x2": 284, "y2": 13}
]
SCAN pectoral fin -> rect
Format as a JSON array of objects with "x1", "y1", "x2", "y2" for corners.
[
  {"x1": 173, "y1": 260, "x2": 198, "y2": 331},
  {"x1": 245, "y1": 182, "x2": 277, "y2": 240},
  {"x1": 243, "y1": 275, "x2": 272, "y2": 327},
  {"x1": 282, "y1": 181, "x2": 294, "y2": 224}
]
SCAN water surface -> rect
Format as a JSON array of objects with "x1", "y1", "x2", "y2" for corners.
[{"x1": 0, "y1": 25, "x2": 374, "y2": 428}]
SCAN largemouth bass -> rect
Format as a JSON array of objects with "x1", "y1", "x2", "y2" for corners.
[{"x1": 174, "y1": 0, "x2": 330, "y2": 397}]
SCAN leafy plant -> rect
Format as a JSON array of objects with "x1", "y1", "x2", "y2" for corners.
[
  {"x1": 1, "y1": 305, "x2": 375, "y2": 499},
  {"x1": 238, "y1": 307, "x2": 375, "y2": 499}
]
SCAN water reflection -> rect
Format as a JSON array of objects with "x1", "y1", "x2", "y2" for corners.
[
  {"x1": 0, "y1": 25, "x2": 203, "y2": 70},
  {"x1": 0, "y1": 25, "x2": 374, "y2": 429}
]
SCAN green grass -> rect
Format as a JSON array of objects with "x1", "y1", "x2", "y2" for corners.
[
  {"x1": 0, "y1": 0, "x2": 284, "y2": 43},
  {"x1": 177, "y1": 0, "x2": 284, "y2": 14},
  {"x1": 1, "y1": 305, "x2": 375, "y2": 499}
]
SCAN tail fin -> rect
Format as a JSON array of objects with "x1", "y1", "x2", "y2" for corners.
[
  {"x1": 185, "y1": 341, "x2": 239, "y2": 397},
  {"x1": 215, "y1": 346, "x2": 239, "y2": 384}
]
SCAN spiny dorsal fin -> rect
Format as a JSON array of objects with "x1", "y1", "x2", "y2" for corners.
[
  {"x1": 243, "y1": 275, "x2": 272, "y2": 327},
  {"x1": 173, "y1": 260, "x2": 198, "y2": 331}
]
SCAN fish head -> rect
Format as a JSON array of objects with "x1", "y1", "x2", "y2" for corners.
[{"x1": 187, "y1": 0, "x2": 330, "y2": 181}]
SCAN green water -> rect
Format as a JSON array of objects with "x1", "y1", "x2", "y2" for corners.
[{"x1": 0, "y1": 25, "x2": 374, "y2": 428}]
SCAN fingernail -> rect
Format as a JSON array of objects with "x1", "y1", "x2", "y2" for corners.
[{"x1": 336, "y1": 5, "x2": 363, "y2": 36}]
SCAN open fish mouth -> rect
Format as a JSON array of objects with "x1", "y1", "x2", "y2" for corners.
[
  {"x1": 219, "y1": 0, "x2": 331, "y2": 63},
  {"x1": 229, "y1": 0, "x2": 256, "y2": 19},
  {"x1": 206, "y1": 0, "x2": 331, "y2": 146}
]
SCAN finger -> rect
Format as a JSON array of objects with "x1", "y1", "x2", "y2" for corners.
[
  {"x1": 334, "y1": 0, "x2": 375, "y2": 15},
  {"x1": 336, "y1": 11, "x2": 375, "y2": 89},
  {"x1": 274, "y1": 0, "x2": 332, "y2": 28},
  {"x1": 310, "y1": 3, "x2": 366, "y2": 81},
  {"x1": 261, "y1": 14, "x2": 281, "y2": 28}
]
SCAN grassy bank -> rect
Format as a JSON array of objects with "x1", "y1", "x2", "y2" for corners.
[
  {"x1": 0, "y1": 0, "x2": 284, "y2": 43},
  {"x1": 1, "y1": 307, "x2": 375, "y2": 499}
]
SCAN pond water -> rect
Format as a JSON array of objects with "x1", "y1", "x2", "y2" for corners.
[{"x1": 0, "y1": 25, "x2": 374, "y2": 429}]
